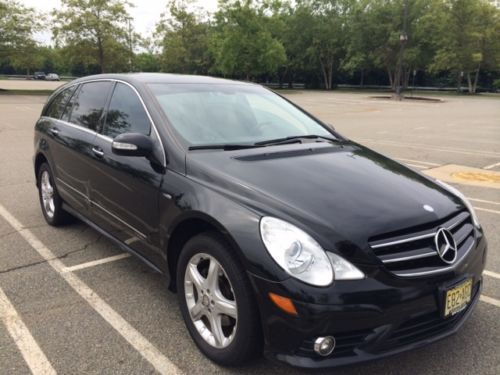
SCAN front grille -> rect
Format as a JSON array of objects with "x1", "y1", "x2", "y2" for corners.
[
  {"x1": 296, "y1": 329, "x2": 373, "y2": 358},
  {"x1": 369, "y1": 211, "x2": 475, "y2": 277}
]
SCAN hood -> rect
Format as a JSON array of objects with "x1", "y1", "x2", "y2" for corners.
[{"x1": 186, "y1": 141, "x2": 463, "y2": 259}]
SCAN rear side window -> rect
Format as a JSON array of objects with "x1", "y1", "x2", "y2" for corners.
[
  {"x1": 45, "y1": 86, "x2": 76, "y2": 119},
  {"x1": 102, "y1": 83, "x2": 151, "y2": 138},
  {"x1": 69, "y1": 81, "x2": 112, "y2": 131}
]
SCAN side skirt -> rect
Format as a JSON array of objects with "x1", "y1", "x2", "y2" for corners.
[{"x1": 62, "y1": 203, "x2": 164, "y2": 274}]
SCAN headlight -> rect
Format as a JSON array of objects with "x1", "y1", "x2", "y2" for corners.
[
  {"x1": 259, "y1": 217, "x2": 364, "y2": 286},
  {"x1": 435, "y1": 180, "x2": 481, "y2": 228}
]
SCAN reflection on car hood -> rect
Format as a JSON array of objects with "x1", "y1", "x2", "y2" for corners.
[{"x1": 186, "y1": 142, "x2": 462, "y2": 256}]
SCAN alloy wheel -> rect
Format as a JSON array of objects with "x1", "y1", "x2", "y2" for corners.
[
  {"x1": 184, "y1": 253, "x2": 238, "y2": 349},
  {"x1": 40, "y1": 170, "x2": 55, "y2": 218}
]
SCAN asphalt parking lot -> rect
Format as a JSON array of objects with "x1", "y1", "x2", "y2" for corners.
[{"x1": 0, "y1": 89, "x2": 499, "y2": 374}]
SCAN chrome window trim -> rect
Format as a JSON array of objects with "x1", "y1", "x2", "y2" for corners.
[
  {"x1": 96, "y1": 133, "x2": 113, "y2": 142},
  {"x1": 43, "y1": 78, "x2": 167, "y2": 167}
]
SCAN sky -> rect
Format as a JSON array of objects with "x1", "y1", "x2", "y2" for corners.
[{"x1": 20, "y1": 0, "x2": 219, "y2": 44}]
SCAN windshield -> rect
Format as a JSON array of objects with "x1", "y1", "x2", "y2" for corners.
[{"x1": 148, "y1": 83, "x2": 334, "y2": 147}]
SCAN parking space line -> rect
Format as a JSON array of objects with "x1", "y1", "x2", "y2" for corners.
[
  {"x1": 395, "y1": 158, "x2": 440, "y2": 166},
  {"x1": 360, "y1": 138, "x2": 500, "y2": 158},
  {"x1": 474, "y1": 207, "x2": 500, "y2": 215},
  {"x1": 484, "y1": 161, "x2": 500, "y2": 170},
  {"x1": 468, "y1": 198, "x2": 500, "y2": 206},
  {"x1": 480, "y1": 295, "x2": 500, "y2": 308},
  {"x1": 63, "y1": 253, "x2": 131, "y2": 273},
  {"x1": 0, "y1": 204, "x2": 182, "y2": 375},
  {"x1": 403, "y1": 163, "x2": 428, "y2": 169},
  {"x1": 0, "y1": 286, "x2": 56, "y2": 375},
  {"x1": 484, "y1": 270, "x2": 500, "y2": 280}
]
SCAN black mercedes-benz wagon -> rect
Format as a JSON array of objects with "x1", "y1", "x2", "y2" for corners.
[{"x1": 34, "y1": 73, "x2": 487, "y2": 369}]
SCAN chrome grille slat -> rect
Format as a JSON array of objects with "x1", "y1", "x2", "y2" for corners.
[
  {"x1": 369, "y1": 211, "x2": 475, "y2": 277},
  {"x1": 371, "y1": 211, "x2": 470, "y2": 250},
  {"x1": 371, "y1": 232, "x2": 435, "y2": 249},
  {"x1": 394, "y1": 238, "x2": 475, "y2": 277},
  {"x1": 380, "y1": 250, "x2": 437, "y2": 264}
]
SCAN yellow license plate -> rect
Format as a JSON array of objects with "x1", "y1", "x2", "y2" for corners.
[{"x1": 444, "y1": 279, "x2": 473, "y2": 317}]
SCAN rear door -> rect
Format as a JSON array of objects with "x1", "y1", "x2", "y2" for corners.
[
  {"x1": 89, "y1": 82, "x2": 164, "y2": 265},
  {"x1": 48, "y1": 81, "x2": 113, "y2": 215}
]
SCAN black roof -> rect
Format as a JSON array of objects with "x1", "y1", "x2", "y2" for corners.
[{"x1": 72, "y1": 73, "x2": 252, "y2": 86}]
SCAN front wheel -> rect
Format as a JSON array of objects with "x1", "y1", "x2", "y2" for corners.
[{"x1": 177, "y1": 232, "x2": 262, "y2": 366}]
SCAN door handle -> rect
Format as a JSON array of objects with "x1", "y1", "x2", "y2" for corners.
[
  {"x1": 92, "y1": 146, "x2": 104, "y2": 157},
  {"x1": 49, "y1": 127, "x2": 59, "y2": 136}
]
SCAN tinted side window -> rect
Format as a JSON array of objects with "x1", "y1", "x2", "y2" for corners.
[
  {"x1": 45, "y1": 86, "x2": 76, "y2": 119},
  {"x1": 61, "y1": 85, "x2": 80, "y2": 122},
  {"x1": 103, "y1": 83, "x2": 151, "y2": 138},
  {"x1": 69, "y1": 82, "x2": 112, "y2": 131}
]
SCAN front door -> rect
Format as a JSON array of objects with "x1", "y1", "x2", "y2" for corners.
[{"x1": 89, "y1": 82, "x2": 165, "y2": 265}]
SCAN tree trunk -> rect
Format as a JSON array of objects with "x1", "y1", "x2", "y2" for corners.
[
  {"x1": 387, "y1": 68, "x2": 394, "y2": 88},
  {"x1": 320, "y1": 62, "x2": 329, "y2": 90},
  {"x1": 403, "y1": 68, "x2": 410, "y2": 89},
  {"x1": 97, "y1": 36, "x2": 105, "y2": 73},
  {"x1": 456, "y1": 72, "x2": 462, "y2": 93},
  {"x1": 472, "y1": 64, "x2": 481, "y2": 94},
  {"x1": 467, "y1": 72, "x2": 473, "y2": 94},
  {"x1": 360, "y1": 69, "x2": 364, "y2": 87},
  {"x1": 328, "y1": 61, "x2": 333, "y2": 90}
]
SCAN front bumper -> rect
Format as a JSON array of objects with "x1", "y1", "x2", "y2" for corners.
[{"x1": 249, "y1": 236, "x2": 487, "y2": 369}]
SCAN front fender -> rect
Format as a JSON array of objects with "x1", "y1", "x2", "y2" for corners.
[{"x1": 159, "y1": 170, "x2": 288, "y2": 281}]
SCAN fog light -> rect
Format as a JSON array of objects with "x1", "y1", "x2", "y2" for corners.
[{"x1": 314, "y1": 336, "x2": 335, "y2": 356}]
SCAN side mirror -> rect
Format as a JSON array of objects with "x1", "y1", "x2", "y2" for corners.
[{"x1": 112, "y1": 133, "x2": 153, "y2": 157}]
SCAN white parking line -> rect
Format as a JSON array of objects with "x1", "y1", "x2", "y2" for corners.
[
  {"x1": 63, "y1": 253, "x2": 131, "y2": 273},
  {"x1": 404, "y1": 163, "x2": 428, "y2": 169},
  {"x1": 474, "y1": 207, "x2": 500, "y2": 215},
  {"x1": 484, "y1": 270, "x2": 500, "y2": 280},
  {"x1": 484, "y1": 161, "x2": 500, "y2": 170},
  {"x1": 0, "y1": 286, "x2": 56, "y2": 375},
  {"x1": 468, "y1": 198, "x2": 500, "y2": 206},
  {"x1": 395, "y1": 158, "x2": 440, "y2": 166},
  {"x1": 480, "y1": 295, "x2": 500, "y2": 308},
  {"x1": 0, "y1": 204, "x2": 182, "y2": 375},
  {"x1": 360, "y1": 138, "x2": 500, "y2": 158}
]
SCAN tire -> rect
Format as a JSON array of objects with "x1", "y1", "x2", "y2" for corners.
[
  {"x1": 177, "y1": 232, "x2": 262, "y2": 366},
  {"x1": 37, "y1": 162, "x2": 73, "y2": 226}
]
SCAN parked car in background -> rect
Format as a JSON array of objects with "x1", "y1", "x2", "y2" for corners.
[
  {"x1": 33, "y1": 72, "x2": 46, "y2": 80},
  {"x1": 45, "y1": 73, "x2": 60, "y2": 81},
  {"x1": 33, "y1": 73, "x2": 487, "y2": 369}
]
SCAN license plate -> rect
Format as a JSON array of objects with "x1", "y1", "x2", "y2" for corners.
[{"x1": 444, "y1": 279, "x2": 473, "y2": 317}]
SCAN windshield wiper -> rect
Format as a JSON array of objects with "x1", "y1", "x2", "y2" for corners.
[
  {"x1": 188, "y1": 143, "x2": 265, "y2": 151},
  {"x1": 254, "y1": 135, "x2": 338, "y2": 146},
  {"x1": 189, "y1": 135, "x2": 339, "y2": 151}
]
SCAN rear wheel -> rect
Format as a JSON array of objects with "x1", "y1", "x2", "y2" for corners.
[
  {"x1": 37, "y1": 163, "x2": 72, "y2": 226},
  {"x1": 177, "y1": 232, "x2": 262, "y2": 365}
]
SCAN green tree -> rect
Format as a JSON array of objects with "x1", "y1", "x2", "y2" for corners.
[
  {"x1": 155, "y1": 0, "x2": 213, "y2": 74},
  {"x1": 52, "y1": 0, "x2": 134, "y2": 73},
  {"x1": 429, "y1": 0, "x2": 500, "y2": 93},
  {"x1": 211, "y1": 0, "x2": 286, "y2": 80},
  {"x1": 0, "y1": 0, "x2": 42, "y2": 74}
]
